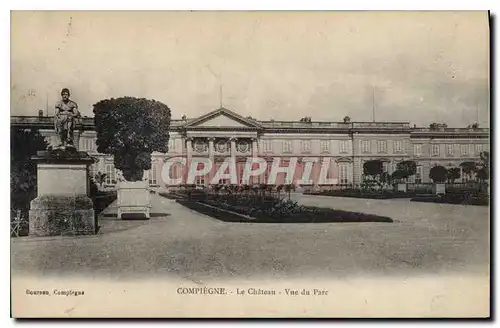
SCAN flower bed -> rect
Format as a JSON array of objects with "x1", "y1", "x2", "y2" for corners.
[
  {"x1": 187, "y1": 194, "x2": 393, "y2": 223},
  {"x1": 411, "y1": 192, "x2": 489, "y2": 206},
  {"x1": 304, "y1": 189, "x2": 414, "y2": 199}
]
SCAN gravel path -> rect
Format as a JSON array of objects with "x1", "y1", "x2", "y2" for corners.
[{"x1": 11, "y1": 193, "x2": 489, "y2": 283}]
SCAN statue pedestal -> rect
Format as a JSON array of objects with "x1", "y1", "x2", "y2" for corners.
[
  {"x1": 28, "y1": 149, "x2": 96, "y2": 236},
  {"x1": 117, "y1": 180, "x2": 151, "y2": 220}
]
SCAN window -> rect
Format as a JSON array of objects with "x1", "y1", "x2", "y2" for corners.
[
  {"x1": 218, "y1": 178, "x2": 230, "y2": 185},
  {"x1": 320, "y1": 140, "x2": 330, "y2": 153},
  {"x1": 461, "y1": 144, "x2": 469, "y2": 156},
  {"x1": 283, "y1": 140, "x2": 292, "y2": 153},
  {"x1": 413, "y1": 144, "x2": 422, "y2": 156},
  {"x1": 148, "y1": 165, "x2": 158, "y2": 185},
  {"x1": 394, "y1": 140, "x2": 403, "y2": 153},
  {"x1": 393, "y1": 162, "x2": 398, "y2": 173},
  {"x1": 168, "y1": 139, "x2": 176, "y2": 152},
  {"x1": 339, "y1": 140, "x2": 348, "y2": 154},
  {"x1": 415, "y1": 166, "x2": 423, "y2": 184},
  {"x1": 475, "y1": 144, "x2": 483, "y2": 155},
  {"x1": 445, "y1": 144, "x2": 454, "y2": 156},
  {"x1": 362, "y1": 140, "x2": 371, "y2": 153},
  {"x1": 431, "y1": 144, "x2": 440, "y2": 156},
  {"x1": 263, "y1": 140, "x2": 273, "y2": 152},
  {"x1": 195, "y1": 176, "x2": 205, "y2": 186},
  {"x1": 105, "y1": 164, "x2": 117, "y2": 185},
  {"x1": 194, "y1": 162, "x2": 206, "y2": 186},
  {"x1": 339, "y1": 164, "x2": 350, "y2": 184},
  {"x1": 382, "y1": 162, "x2": 389, "y2": 173},
  {"x1": 378, "y1": 141, "x2": 387, "y2": 153},
  {"x1": 301, "y1": 140, "x2": 311, "y2": 153},
  {"x1": 83, "y1": 138, "x2": 96, "y2": 152}
]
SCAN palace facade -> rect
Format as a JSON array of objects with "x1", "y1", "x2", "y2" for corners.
[{"x1": 12, "y1": 107, "x2": 490, "y2": 189}]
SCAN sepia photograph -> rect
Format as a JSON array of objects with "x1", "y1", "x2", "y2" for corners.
[{"x1": 10, "y1": 10, "x2": 490, "y2": 318}]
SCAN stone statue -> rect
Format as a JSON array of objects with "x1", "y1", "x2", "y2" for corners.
[{"x1": 54, "y1": 88, "x2": 80, "y2": 149}]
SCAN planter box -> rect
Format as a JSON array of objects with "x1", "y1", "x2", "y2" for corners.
[
  {"x1": 397, "y1": 183, "x2": 407, "y2": 193},
  {"x1": 117, "y1": 180, "x2": 151, "y2": 219},
  {"x1": 433, "y1": 183, "x2": 446, "y2": 195}
]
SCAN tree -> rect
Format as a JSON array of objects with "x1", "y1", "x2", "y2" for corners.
[
  {"x1": 396, "y1": 160, "x2": 417, "y2": 182},
  {"x1": 478, "y1": 151, "x2": 490, "y2": 171},
  {"x1": 380, "y1": 172, "x2": 392, "y2": 186},
  {"x1": 11, "y1": 128, "x2": 48, "y2": 217},
  {"x1": 459, "y1": 161, "x2": 477, "y2": 182},
  {"x1": 93, "y1": 97, "x2": 171, "y2": 182},
  {"x1": 476, "y1": 167, "x2": 488, "y2": 182},
  {"x1": 429, "y1": 165, "x2": 448, "y2": 183},
  {"x1": 276, "y1": 184, "x2": 284, "y2": 198},
  {"x1": 343, "y1": 116, "x2": 351, "y2": 123},
  {"x1": 391, "y1": 169, "x2": 405, "y2": 184},
  {"x1": 363, "y1": 160, "x2": 384, "y2": 178},
  {"x1": 284, "y1": 183, "x2": 295, "y2": 200},
  {"x1": 94, "y1": 171, "x2": 107, "y2": 188},
  {"x1": 476, "y1": 151, "x2": 490, "y2": 182},
  {"x1": 446, "y1": 167, "x2": 461, "y2": 183},
  {"x1": 361, "y1": 160, "x2": 384, "y2": 191}
]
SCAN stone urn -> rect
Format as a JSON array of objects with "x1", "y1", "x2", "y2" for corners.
[{"x1": 117, "y1": 179, "x2": 151, "y2": 219}]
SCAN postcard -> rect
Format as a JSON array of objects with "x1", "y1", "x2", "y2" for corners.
[{"x1": 10, "y1": 10, "x2": 490, "y2": 318}]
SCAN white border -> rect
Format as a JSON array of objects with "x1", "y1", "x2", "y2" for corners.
[{"x1": 3, "y1": 1, "x2": 498, "y2": 327}]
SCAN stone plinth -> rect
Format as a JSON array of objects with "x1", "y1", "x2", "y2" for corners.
[
  {"x1": 433, "y1": 183, "x2": 446, "y2": 195},
  {"x1": 117, "y1": 180, "x2": 151, "y2": 220},
  {"x1": 28, "y1": 149, "x2": 96, "y2": 236}
]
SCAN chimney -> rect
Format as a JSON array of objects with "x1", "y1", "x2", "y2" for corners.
[{"x1": 38, "y1": 110, "x2": 44, "y2": 117}]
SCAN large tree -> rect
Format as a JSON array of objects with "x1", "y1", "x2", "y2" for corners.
[
  {"x1": 446, "y1": 167, "x2": 461, "y2": 183},
  {"x1": 459, "y1": 161, "x2": 477, "y2": 182},
  {"x1": 93, "y1": 97, "x2": 171, "y2": 182},
  {"x1": 394, "y1": 160, "x2": 417, "y2": 183},
  {"x1": 363, "y1": 159, "x2": 384, "y2": 178},
  {"x1": 429, "y1": 165, "x2": 448, "y2": 183},
  {"x1": 476, "y1": 151, "x2": 490, "y2": 182},
  {"x1": 11, "y1": 128, "x2": 48, "y2": 216}
]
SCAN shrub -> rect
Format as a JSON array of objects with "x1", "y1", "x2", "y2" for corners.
[
  {"x1": 446, "y1": 167, "x2": 461, "y2": 183},
  {"x1": 396, "y1": 160, "x2": 417, "y2": 182},
  {"x1": 429, "y1": 165, "x2": 447, "y2": 183},
  {"x1": 11, "y1": 128, "x2": 48, "y2": 236},
  {"x1": 460, "y1": 161, "x2": 477, "y2": 181},
  {"x1": 93, "y1": 97, "x2": 171, "y2": 181},
  {"x1": 363, "y1": 160, "x2": 384, "y2": 177}
]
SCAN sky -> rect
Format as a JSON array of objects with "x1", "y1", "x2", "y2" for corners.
[{"x1": 11, "y1": 11, "x2": 489, "y2": 127}]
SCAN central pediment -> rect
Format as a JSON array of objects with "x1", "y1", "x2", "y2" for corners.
[{"x1": 184, "y1": 107, "x2": 261, "y2": 129}]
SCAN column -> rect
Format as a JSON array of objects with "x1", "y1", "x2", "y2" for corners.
[
  {"x1": 186, "y1": 137, "x2": 193, "y2": 184},
  {"x1": 251, "y1": 138, "x2": 258, "y2": 157},
  {"x1": 251, "y1": 138, "x2": 258, "y2": 184},
  {"x1": 230, "y1": 137, "x2": 237, "y2": 158},
  {"x1": 208, "y1": 137, "x2": 215, "y2": 185},
  {"x1": 230, "y1": 138, "x2": 237, "y2": 184}
]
